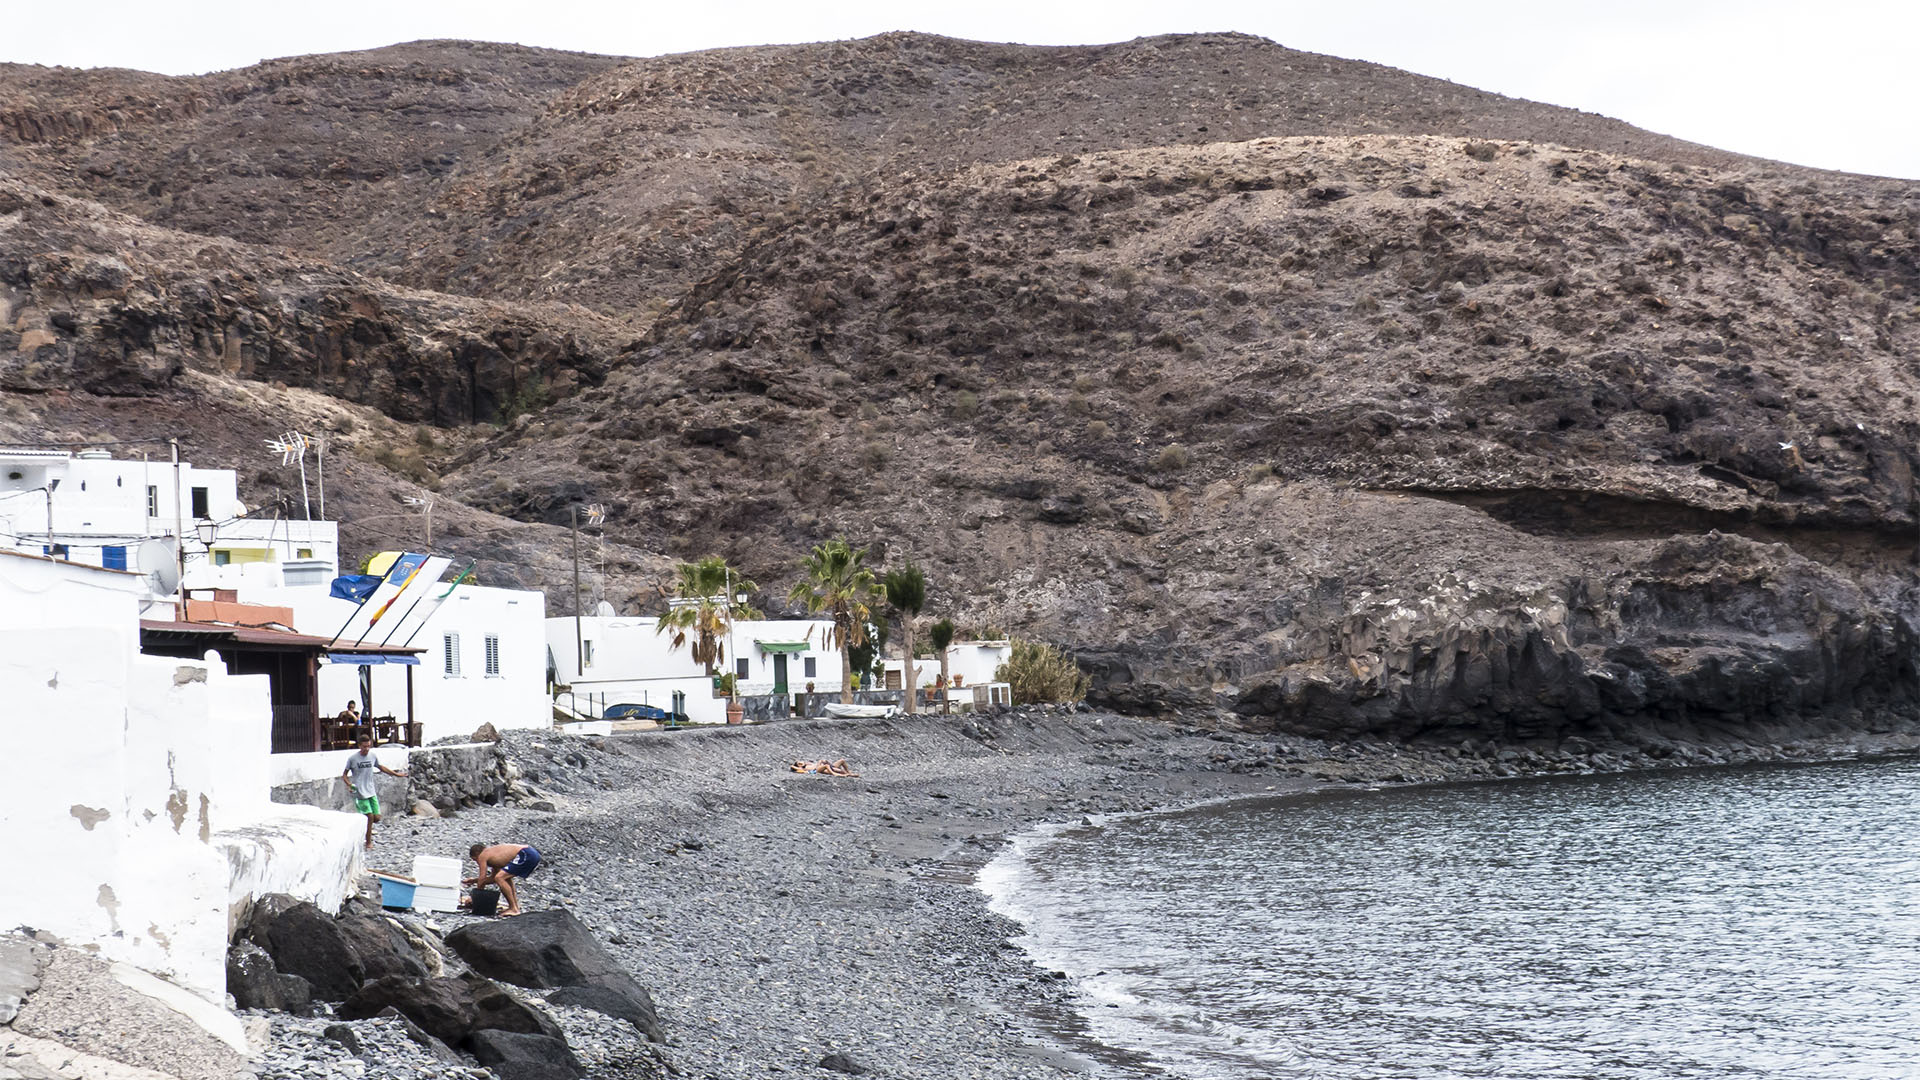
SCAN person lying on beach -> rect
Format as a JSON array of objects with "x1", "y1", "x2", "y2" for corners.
[
  {"x1": 465, "y1": 842, "x2": 541, "y2": 916},
  {"x1": 790, "y1": 758, "x2": 859, "y2": 777}
]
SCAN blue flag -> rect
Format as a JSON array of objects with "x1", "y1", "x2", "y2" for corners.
[
  {"x1": 384, "y1": 552, "x2": 428, "y2": 583},
  {"x1": 329, "y1": 575, "x2": 382, "y2": 603}
]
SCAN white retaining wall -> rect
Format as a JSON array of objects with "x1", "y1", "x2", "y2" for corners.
[{"x1": 0, "y1": 555, "x2": 364, "y2": 1003}]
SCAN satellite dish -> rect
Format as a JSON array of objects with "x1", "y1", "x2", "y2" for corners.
[
  {"x1": 595, "y1": 600, "x2": 616, "y2": 617},
  {"x1": 140, "y1": 538, "x2": 180, "y2": 596}
]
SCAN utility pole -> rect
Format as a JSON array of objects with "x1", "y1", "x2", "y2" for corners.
[
  {"x1": 572, "y1": 505, "x2": 584, "y2": 679},
  {"x1": 315, "y1": 434, "x2": 326, "y2": 520},
  {"x1": 170, "y1": 439, "x2": 186, "y2": 608}
]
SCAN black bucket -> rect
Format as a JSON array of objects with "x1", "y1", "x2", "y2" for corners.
[{"x1": 469, "y1": 887, "x2": 501, "y2": 917}]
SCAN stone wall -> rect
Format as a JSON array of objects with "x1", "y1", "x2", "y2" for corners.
[{"x1": 271, "y1": 741, "x2": 511, "y2": 814}]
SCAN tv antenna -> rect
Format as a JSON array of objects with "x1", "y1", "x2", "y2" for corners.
[
  {"x1": 403, "y1": 495, "x2": 436, "y2": 548},
  {"x1": 264, "y1": 431, "x2": 324, "y2": 520}
]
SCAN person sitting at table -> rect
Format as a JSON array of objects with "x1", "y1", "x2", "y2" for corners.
[{"x1": 336, "y1": 700, "x2": 364, "y2": 728}]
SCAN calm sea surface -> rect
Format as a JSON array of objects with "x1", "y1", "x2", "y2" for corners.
[{"x1": 981, "y1": 759, "x2": 1920, "y2": 1079}]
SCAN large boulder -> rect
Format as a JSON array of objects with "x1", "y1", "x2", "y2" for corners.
[
  {"x1": 338, "y1": 971, "x2": 563, "y2": 1048},
  {"x1": 248, "y1": 897, "x2": 428, "y2": 1001},
  {"x1": 444, "y1": 910, "x2": 662, "y2": 1041},
  {"x1": 467, "y1": 1029, "x2": 585, "y2": 1080},
  {"x1": 225, "y1": 939, "x2": 313, "y2": 1014}
]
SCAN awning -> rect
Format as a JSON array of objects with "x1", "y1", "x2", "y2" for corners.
[
  {"x1": 756, "y1": 641, "x2": 810, "y2": 654},
  {"x1": 326, "y1": 653, "x2": 421, "y2": 666}
]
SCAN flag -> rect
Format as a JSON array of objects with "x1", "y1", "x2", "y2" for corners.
[
  {"x1": 380, "y1": 562, "x2": 478, "y2": 647},
  {"x1": 329, "y1": 575, "x2": 381, "y2": 603},
  {"x1": 381, "y1": 552, "x2": 428, "y2": 584},
  {"x1": 437, "y1": 563, "x2": 476, "y2": 596},
  {"x1": 357, "y1": 553, "x2": 431, "y2": 641}
]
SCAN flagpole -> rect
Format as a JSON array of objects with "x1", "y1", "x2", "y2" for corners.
[
  {"x1": 374, "y1": 592, "x2": 434, "y2": 648},
  {"x1": 399, "y1": 564, "x2": 475, "y2": 648},
  {"x1": 326, "y1": 587, "x2": 379, "y2": 646}
]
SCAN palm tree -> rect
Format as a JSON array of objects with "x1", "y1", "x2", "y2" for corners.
[
  {"x1": 928, "y1": 618, "x2": 955, "y2": 713},
  {"x1": 788, "y1": 539, "x2": 881, "y2": 703},
  {"x1": 884, "y1": 562, "x2": 926, "y2": 714},
  {"x1": 657, "y1": 556, "x2": 759, "y2": 680}
]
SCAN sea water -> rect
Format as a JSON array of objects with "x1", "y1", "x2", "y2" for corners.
[{"x1": 982, "y1": 758, "x2": 1920, "y2": 1079}]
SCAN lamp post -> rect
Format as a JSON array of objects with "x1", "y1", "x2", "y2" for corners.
[{"x1": 42, "y1": 478, "x2": 59, "y2": 555}]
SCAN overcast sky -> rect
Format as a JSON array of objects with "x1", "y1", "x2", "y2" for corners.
[{"x1": 9, "y1": 0, "x2": 1917, "y2": 179}]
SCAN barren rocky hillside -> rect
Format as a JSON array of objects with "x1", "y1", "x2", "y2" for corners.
[{"x1": 3, "y1": 32, "x2": 1917, "y2": 742}]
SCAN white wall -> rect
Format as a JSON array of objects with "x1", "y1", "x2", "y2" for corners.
[
  {"x1": 0, "y1": 554, "x2": 363, "y2": 1004},
  {"x1": 548, "y1": 615, "x2": 838, "y2": 723},
  {"x1": 246, "y1": 581, "x2": 551, "y2": 744},
  {"x1": 945, "y1": 642, "x2": 1013, "y2": 688}
]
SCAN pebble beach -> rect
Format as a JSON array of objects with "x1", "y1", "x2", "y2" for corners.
[{"x1": 259, "y1": 708, "x2": 1920, "y2": 1080}]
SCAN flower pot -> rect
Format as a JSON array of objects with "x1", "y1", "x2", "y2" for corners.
[{"x1": 726, "y1": 700, "x2": 745, "y2": 725}]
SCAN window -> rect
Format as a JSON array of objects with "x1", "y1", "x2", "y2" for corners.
[
  {"x1": 212, "y1": 550, "x2": 231, "y2": 566},
  {"x1": 190, "y1": 486, "x2": 209, "y2": 518},
  {"x1": 146, "y1": 486, "x2": 159, "y2": 516},
  {"x1": 485, "y1": 635, "x2": 501, "y2": 677},
  {"x1": 297, "y1": 547, "x2": 313, "y2": 558},
  {"x1": 443, "y1": 632, "x2": 462, "y2": 677},
  {"x1": 736, "y1": 657, "x2": 750, "y2": 680},
  {"x1": 583, "y1": 640, "x2": 594, "y2": 668},
  {"x1": 803, "y1": 657, "x2": 817, "y2": 679}
]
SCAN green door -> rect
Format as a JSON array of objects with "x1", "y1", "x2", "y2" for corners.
[{"x1": 772, "y1": 654, "x2": 789, "y2": 696}]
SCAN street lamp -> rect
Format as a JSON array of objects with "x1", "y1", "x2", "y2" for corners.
[{"x1": 195, "y1": 518, "x2": 218, "y2": 548}]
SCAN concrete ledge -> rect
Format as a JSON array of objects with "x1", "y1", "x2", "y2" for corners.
[{"x1": 215, "y1": 804, "x2": 364, "y2": 937}]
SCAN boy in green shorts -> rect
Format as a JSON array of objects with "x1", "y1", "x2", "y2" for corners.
[{"x1": 343, "y1": 735, "x2": 409, "y2": 849}]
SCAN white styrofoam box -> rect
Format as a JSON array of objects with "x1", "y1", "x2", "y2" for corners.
[
  {"x1": 411, "y1": 884, "x2": 460, "y2": 913},
  {"x1": 412, "y1": 855, "x2": 462, "y2": 888}
]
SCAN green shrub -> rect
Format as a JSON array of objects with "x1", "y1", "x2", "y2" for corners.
[
  {"x1": 995, "y1": 640, "x2": 1091, "y2": 704},
  {"x1": 1247, "y1": 463, "x2": 1275, "y2": 483},
  {"x1": 1155, "y1": 443, "x2": 1191, "y2": 471},
  {"x1": 953, "y1": 390, "x2": 980, "y2": 418},
  {"x1": 1085, "y1": 420, "x2": 1112, "y2": 439}
]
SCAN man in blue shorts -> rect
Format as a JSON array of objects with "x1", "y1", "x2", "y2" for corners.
[
  {"x1": 467, "y1": 842, "x2": 542, "y2": 916},
  {"x1": 342, "y1": 735, "x2": 408, "y2": 849}
]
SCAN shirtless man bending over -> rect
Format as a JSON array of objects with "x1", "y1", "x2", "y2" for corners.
[{"x1": 466, "y1": 842, "x2": 542, "y2": 916}]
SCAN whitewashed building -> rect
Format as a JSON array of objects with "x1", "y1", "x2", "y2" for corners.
[
  {"x1": 880, "y1": 640, "x2": 1014, "y2": 707},
  {"x1": 0, "y1": 550, "x2": 363, "y2": 1009},
  {"x1": 0, "y1": 446, "x2": 338, "y2": 592},
  {"x1": 244, "y1": 574, "x2": 550, "y2": 746},
  {"x1": 548, "y1": 615, "x2": 838, "y2": 724}
]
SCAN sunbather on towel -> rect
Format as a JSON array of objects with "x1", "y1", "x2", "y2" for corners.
[{"x1": 790, "y1": 758, "x2": 859, "y2": 777}]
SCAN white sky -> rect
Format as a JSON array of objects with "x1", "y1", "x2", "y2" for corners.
[{"x1": 8, "y1": 0, "x2": 1917, "y2": 179}]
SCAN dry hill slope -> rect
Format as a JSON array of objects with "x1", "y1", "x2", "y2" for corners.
[
  {"x1": 3, "y1": 34, "x2": 1918, "y2": 745},
  {"x1": 445, "y1": 134, "x2": 1920, "y2": 739}
]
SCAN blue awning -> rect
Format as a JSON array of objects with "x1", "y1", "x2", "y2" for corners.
[{"x1": 326, "y1": 653, "x2": 421, "y2": 666}]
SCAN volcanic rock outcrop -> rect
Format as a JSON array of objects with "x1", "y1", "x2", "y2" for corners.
[{"x1": 3, "y1": 33, "x2": 1916, "y2": 743}]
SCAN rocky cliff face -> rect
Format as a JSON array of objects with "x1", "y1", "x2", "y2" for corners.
[{"x1": 2, "y1": 34, "x2": 1917, "y2": 745}]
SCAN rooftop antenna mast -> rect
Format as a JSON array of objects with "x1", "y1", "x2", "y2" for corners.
[
  {"x1": 264, "y1": 431, "x2": 314, "y2": 520},
  {"x1": 404, "y1": 495, "x2": 435, "y2": 549},
  {"x1": 571, "y1": 503, "x2": 605, "y2": 681}
]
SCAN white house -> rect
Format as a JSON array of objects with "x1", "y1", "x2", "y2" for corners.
[
  {"x1": 244, "y1": 574, "x2": 551, "y2": 745},
  {"x1": 0, "y1": 446, "x2": 338, "y2": 592},
  {"x1": 880, "y1": 640, "x2": 1014, "y2": 707},
  {"x1": 0, "y1": 550, "x2": 363, "y2": 1008},
  {"x1": 548, "y1": 615, "x2": 838, "y2": 724}
]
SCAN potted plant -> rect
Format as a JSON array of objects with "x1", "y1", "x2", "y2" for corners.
[{"x1": 718, "y1": 673, "x2": 745, "y2": 724}]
